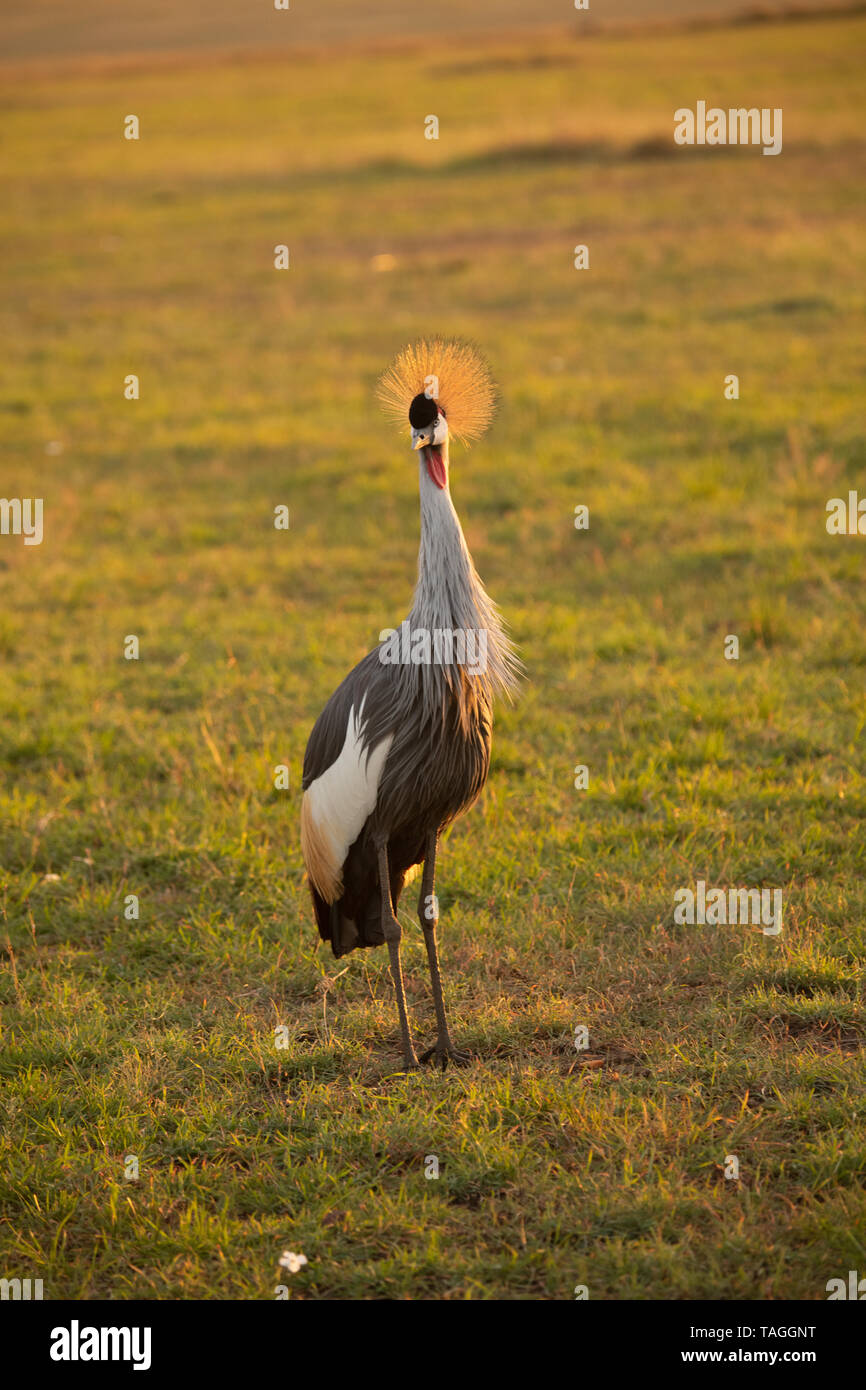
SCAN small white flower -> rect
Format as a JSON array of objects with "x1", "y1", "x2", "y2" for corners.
[{"x1": 278, "y1": 1250, "x2": 308, "y2": 1274}]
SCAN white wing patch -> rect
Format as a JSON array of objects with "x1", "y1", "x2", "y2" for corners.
[{"x1": 301, "y1": 694, "x2": 393, "y2": 904}]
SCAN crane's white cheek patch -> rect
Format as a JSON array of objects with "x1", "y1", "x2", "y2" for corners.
[{"x1": 301, "y1": 701, "x2": 393, "y2": 903}]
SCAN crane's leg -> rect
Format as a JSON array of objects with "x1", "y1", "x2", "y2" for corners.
[
  {"x1": 377, "y1": 840, "x2": 419, "y2": 1071},
  {"x1": 417, "y1": 831, "x2": 470, "y2": 1068}
]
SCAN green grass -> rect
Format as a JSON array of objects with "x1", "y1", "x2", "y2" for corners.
[{"x1": 1, "y1": 12, "x2": 865, "y2": 1299}]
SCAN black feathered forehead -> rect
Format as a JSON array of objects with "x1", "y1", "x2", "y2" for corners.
[{"x1": 408, "y1": 393, "x2": 440, "y2": 430}]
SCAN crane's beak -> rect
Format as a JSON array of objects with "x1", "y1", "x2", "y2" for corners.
[{"x1": 413, "y1": 433, "x2": 431, "y2": 451}]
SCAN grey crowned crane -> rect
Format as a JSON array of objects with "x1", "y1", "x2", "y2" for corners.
[{"x1": 300, "y1": 340, "x2": 519, "y2": 1070}]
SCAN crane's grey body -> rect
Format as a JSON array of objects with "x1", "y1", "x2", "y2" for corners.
[
  {"x1": 302, "y1": 642, "x2": 492, "y2": 959},
  {"x1": 301, "y1": 395, "x2": 518, "y2": 1068}
]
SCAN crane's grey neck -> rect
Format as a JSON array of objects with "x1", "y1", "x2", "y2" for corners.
[{"x1": 392, "y1": 451, "x2": 519, "y2": 720}]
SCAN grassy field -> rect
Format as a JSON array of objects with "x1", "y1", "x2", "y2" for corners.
[
  {"x1": 1, "y1": 10, "x2": 865, "y2": 1300},
  {"x1": 3, "y1": 0, "x2": 853, "y2": 61}
]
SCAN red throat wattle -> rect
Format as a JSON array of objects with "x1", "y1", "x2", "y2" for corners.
[{"x1": 425, "y1": 447, "x2": 447, "y2": 490}]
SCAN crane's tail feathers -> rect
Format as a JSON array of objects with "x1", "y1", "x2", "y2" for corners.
[{"x1": 309, "y1": 867, "x2": 411, "y2": 958}]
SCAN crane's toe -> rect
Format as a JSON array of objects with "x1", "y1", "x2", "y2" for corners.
[{"x1": 419, "y1": 1041, "x2": 471, "y2": 1069}]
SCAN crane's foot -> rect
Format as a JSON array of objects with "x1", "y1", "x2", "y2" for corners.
[{"x1": 419, "y1": 1039, "x2": 471, "y2": 1069}]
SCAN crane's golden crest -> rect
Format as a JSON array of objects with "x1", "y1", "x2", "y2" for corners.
[{"x1": 376, "y1": 338, "x2": 496, "y2": 446}]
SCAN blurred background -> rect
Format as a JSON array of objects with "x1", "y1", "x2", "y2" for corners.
[{"x1": 3, "y1": 0, "x2": 851, "y2": 59}]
